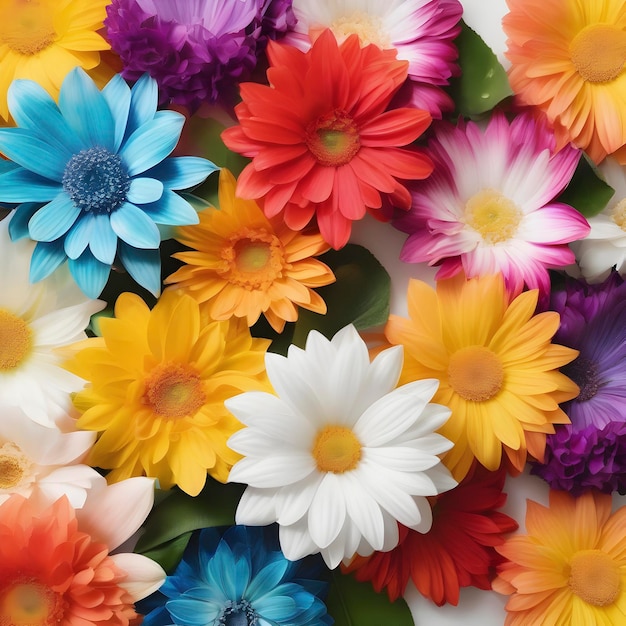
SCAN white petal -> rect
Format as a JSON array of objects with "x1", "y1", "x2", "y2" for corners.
[
  {"x1": 279, "y1": 517, "x2": 318, "y2": 561},
  {"x1": 110, "y1": 553, "x2": 166, "y2": 600},
  {"x1": 364, "y1": 446, "x2": 442, "y2": 472},
  {"x1": 275, "y1": 472, "x2": 323, "y2": 525},
  {"x1": 340, "y1": 473, "x2": 385, "y2": 551},
  {"x1": 307, "y1": 473, "x2": 345, "y2": 548},
  {"x1": 36, "y1": 464, "x2": 102, "y2": 508},
  {"x1": 228, "y1": 454, "x2": 315, "y2": 488},
  {"x1": 235, "y1": 487, "x2": 278, "y2": 526},
  {"x1": 408, "y1": 496, "x2": 434, "y2": 534}
]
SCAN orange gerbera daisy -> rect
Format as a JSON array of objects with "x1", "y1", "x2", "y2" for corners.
[
  {"x1": 222, "y1": 28, "x2": 433, "y2": 249},
  {"x1": 494, "y1": 490, "x2": 626, "y2": 624},
  {"x1": 503, "y1": 0, "x2": 626, "y2": 163},
  {"x1": 165, "y1": 168, "x2": 335, "y2": 333}
]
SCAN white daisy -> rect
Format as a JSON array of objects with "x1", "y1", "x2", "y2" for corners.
[
  {"x1": 573, "y1": 158, "x2": 626, "y2": 282},
  {"x1": 0, "y1": 217, "x2": 104, "y2": 426},
  {"x1": 0, "y1": 407, "x2": 99, "y2": 508},
  {"x1": 226, "y1": 325, "x2": 456, "y2": 569}
]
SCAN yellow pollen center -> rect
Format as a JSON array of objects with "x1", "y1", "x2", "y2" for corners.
[
  {"x1": 465, "y1": 189, "x2": 522, "y2": 244},
  {"x1": 313, "y1": 426, "x2": 362, "y2": 473},
  {"x1": 570, "y1": 24, "x2": 626, "y2": 83},
  {"x1": 143, "y1": 363, "x2": 206, "y2": 419},
  {"x1": 0, "y1": 442, "x2": 32, "y2": 490},
  {"x1": 448, "y1": 346, "x2": 504, "y2": 402},
  {"x1": 612, "y1": 198, "x2": 626, "y2": 231},
  {"x1": 306, "y1": 110, "x2": 360, "y2": 167},
  {"x1": 568, "y1": 550, "x2": 621, "y2": 607},
  {"x1": 0, "y1": 581, "x2": 64, "y2": 626},
  {"x1": 329, "y1": 11, "x2": 391, "y2": 48},
  {"x1": 220, "y1": 228, "x2": 286, "y2": 290},
  {"x1": 0, "y1": 309, "x2": 32, "y2": 371},
  {"x1": 0, "y1": 1, "x2": 56, "y2": 56}
]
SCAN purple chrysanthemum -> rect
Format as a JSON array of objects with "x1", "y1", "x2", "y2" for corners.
[{"x1": 104, "y1": 0, "x2": 295, "y2": 112}]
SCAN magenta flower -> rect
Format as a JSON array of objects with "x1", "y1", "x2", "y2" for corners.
[
  {"x1": 395, "y1": 111, "x2": 590, "y2": 296},
  {"x1": 105, "y1": 0, "x2": 295, "y2": 112},
  {"x1": 283, "y1": 0, "x2": 463, "y2": 119}
]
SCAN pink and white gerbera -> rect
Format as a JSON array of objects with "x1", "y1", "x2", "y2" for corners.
[
  {"x1": 283, "y1": 0, "x2": 463, "y2": 119},
  {"x1": 395, "y1": 111, "x2": 590, "y2": 296}
]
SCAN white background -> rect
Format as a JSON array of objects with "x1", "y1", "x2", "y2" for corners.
[{"x1": 351, "y1": 1, "x2": 626, "y2": 623}]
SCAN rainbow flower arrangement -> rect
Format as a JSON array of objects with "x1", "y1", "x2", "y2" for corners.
[{"x1": 1, "y1": 1, "x2": 626, "y2": 625}]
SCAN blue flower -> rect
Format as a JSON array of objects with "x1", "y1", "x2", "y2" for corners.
[
  {"x1": 141, "y1": 526, "x2": 333, "y2": 626},
  {"x1": 0, "y1": 68, "x2": 218, "y2": 298}
]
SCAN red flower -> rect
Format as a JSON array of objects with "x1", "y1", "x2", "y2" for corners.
[
  {"x1": 222, "y1": 29, "x2": 433, "y2": 249},
  {"x1": 343, "y1": 463, "x2": 518, "y2": 606}
]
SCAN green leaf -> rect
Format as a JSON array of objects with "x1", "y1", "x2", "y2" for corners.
[
  {"x1": 291, "y1": 244, "x2": 390, "y2": 348},
  {"x1": 135, "y1": 479, "x2": 245, "y2": 554},
  {"x1": 557, "y1": 153, "x2": 615, "y2": 218},
  {"x1": 326, "y1": 571, "x2": 414, "y2": 626},
  {"x1": 140, "y1": 531, "x2": 193, "y2": 573},
  {"x1": 448, "y1": 21, "x2": 513, "y2": 117}
]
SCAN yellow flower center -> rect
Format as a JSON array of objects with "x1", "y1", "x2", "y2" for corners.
[
  {"x1": 465, "y1": 189, "x2": 522, "y2": 244},
  {"x1": 570, "y1": 24, "x2": 626, "y2": 84},
  {"x1": 0, "y1": 442, "x2": 32, "y2": 490},
  {"x1": 611, "y1": 198, "x2": 626, "y2": 230},
  {"x1": 568, "y1": 550, "x2": 621, "y2": 607},
  {"x1": 448, "y1": 346, "x2": 504, "y2": 402},
  {"x1": 312, "y1": 426, "x2": 362, "y2": 473},
  {"x1": 220, "y1": 228, "x2": 286, "y2": 290},
  {"x1": 0, "y1": 580, "x2": 64, "y2": 626},
  {"x1": 143, "y1": 363, "x2": 206, "y2": 419},
  {"x1": 0, "y1": 309, "x2": 32, "y2": 371},
  {"x1": 0, "y1": 1, "x2": 56, "y2": 56},
  {"x1": 329, "y1": 11, "x2": 391, "y2": 48},
  {"x1": 306, "y1": 110, "x2": 360, "y2": 167}
]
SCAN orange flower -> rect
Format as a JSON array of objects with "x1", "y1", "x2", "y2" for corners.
[
  {"x1": 166, "y1": 169, "x2": 335, "y2": 333},
  {"x1": 503, "y1": 0, "x2": 626, "y2": 163},
  {"x1": 222, "y1": 29, "x2": 433, "y2": 249}
]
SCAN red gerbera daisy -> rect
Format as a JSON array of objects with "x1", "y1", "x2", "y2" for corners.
[
  {"x1": 343, "y1": 463, "x2": 518, "y2": 606},
  {"x1": 222, "y1": 28, "x2": 433, "y2": 249}
]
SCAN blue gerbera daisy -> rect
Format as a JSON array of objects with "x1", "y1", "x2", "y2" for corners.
[
  {"x1": 0, "y1": 68, "x2": 217, "y2": 298},
  {"x1": 141, "y1": 526, "x2": 333, "y2": 626}
]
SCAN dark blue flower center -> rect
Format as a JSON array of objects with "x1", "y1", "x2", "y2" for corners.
[
  {"x1": 219, "y1": 600, "x2": 257, "y2": 626},
  {"x1": 62, "y1": 147, "x2": 130, "y2": 214},
  {"x1": 562, "y1": 356, "x2": 599, "y2": 402}
]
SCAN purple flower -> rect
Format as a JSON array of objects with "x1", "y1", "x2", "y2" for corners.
[{"x1": 104, "y1": 0, "x2": 295, "y2": 112}]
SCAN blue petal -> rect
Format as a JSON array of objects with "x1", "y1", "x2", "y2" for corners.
[
  {"x1": 246, "y1": 561, "x2": 289, "y2": 601},
  {"x1": 0, "y1": 128, "x2": 68, "y2": 180},
  {"x1": 127, "y1": 177, "x2": 164, "y2": 204},
  {"x1": 64, "y1": 212, "x2": 95, "y2": 259},
  {"x1": 102, "y1": 74, "x2": 132, "y2": 153},
  {"x1": 120, "y1": 111, "x2": 185, "y2": 177},
  {"x1": 28, "y1": 193, "x2": 81, "y2": 242},
  {"x1": 0, "y1": 167, "x2": 62, "y2": 202},
  {"x1": 8, "y1": 79, "x2": 85, "y2": 154},
  {"x1": 142, "y1": 189, "x2": 200, "y2": 226},
  {"x1": 68, "y1": 249, "x2": 111, "y2": 299},
  {"x1": 118, "y1": 242, "x2": 161, "y2": 296},
  {"x1": 30, "y1": 240, "x2": 67, "y2": 283},
  {"x1": 9, "y1": 203, "x2": 41, "y2": 240},
  {"x1": 126, "y1": 73, "x2": 158, "y2": 138},
  {"x1": 166, "y1": 597, "x2": 220, "y2": 626},
  {"x1": 144, "y1": 157, "x2": 218, "y2": 190},
  {"x1": 58, "y1": 68, "x2": 115, "y2": 151},
  {"x1": 89, "y1": 213, "x2": 118, "y2": 265},
  {"x1": 109, "y1": 202, "x2": 160, "y2": 248}
]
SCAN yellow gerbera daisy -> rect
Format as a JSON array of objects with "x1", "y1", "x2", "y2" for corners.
[
  {"x1": 503, "y1": 0, "x2": 626, "y2": 163},
  {"x1": 64, "y1": 289, "x2": 271, "y2": 496},
  {"x1": 384, "y1": 273, "x2": 579, "y2": 481},
  {"x1": 494, "y1": 490, "x2": 626, "y2": 625},
  {"x1": 0, "y1": 0, "x2": 112, "y2": 120},
  {"x1": 165, "y1": 168, "x2": 335, "y2": 333}
]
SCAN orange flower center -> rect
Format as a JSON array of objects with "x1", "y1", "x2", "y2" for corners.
[
  {"x1": 568, "y1": 550, "x2": 621, "y2": 607},
  {"x1": 465, "y1": 189, "x2": 522, "y2": 244},
  {"x1": 306, "y1": 110, "x2": 360, "y2": 167},
  {"x1": 144, "y1": 363, "x2": 206, "y2": 419},
  {"x1": 0, "y1": 442, "x2": 33, "y2": 490},
  {"x1": 220, "y1": 228, "x2": 286, "y2": 290},
  {"x1": 312, "y1": 426, "x2": 362, "y2": 473},
  {"x1": 0, "y1": 1, "x2": 56, "y2": 56},
  {"x1": 612, "y1": 198, "x2": 626, "y2": 231},
  {"x1": 0, "y1": 310, "x2": 32, "y2": 371},
  {"x1": 448, "y1": 346, "x2": 504, "y2": 402},
  {"x1": 570, "y1": 24, "x2": 626, "y2": 84},
  {"x1": 329, "y1": 11, "x2": 391, "y2": 48},
  {"x1": 0, "y1": 580, "x2": 65, "y2": 626}
]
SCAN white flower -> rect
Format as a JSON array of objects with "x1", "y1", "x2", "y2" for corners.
[
  {"x1": 0, "y1": 216, "x2": 104, "y2": 426},
  {"x1": 226, "y1": 325, "x2": 456, "y2": 569},
  {"x1": 0, "y1": 407, "x2": 99, "y2": 508},
  {"x1": 573, "y1": 157, "x2": 626, "y2": 282}
]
